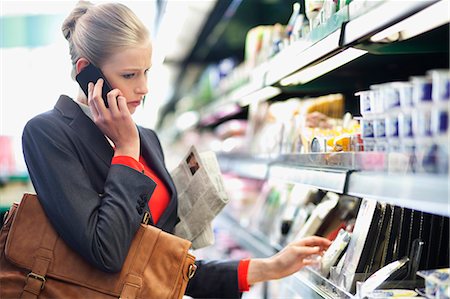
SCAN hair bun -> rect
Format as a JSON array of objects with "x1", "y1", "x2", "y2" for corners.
[{"x1": 61, "y1": 1, "x2": 93, "y2": 40}]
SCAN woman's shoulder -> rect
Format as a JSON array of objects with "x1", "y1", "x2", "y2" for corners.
[
  {"x1": 138, "y1": 126, "x2": 159, "y2": 140},
  {"x1": 23, "y1": 96, "x2": 73, "y2": 133}
]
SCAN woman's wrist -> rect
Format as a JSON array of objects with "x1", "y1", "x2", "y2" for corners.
[
  {"x1": 247, "y1": 258, "x2": 276, "y2": 285},
  {"x1": 114, "y1": 144, "x2": 139, "y2": 161}
]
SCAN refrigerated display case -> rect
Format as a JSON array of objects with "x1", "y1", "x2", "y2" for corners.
[{"x1": 193, "y1": 1, "x2": 449, "y2": 298}]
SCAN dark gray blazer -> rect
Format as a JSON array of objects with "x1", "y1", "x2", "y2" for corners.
[{"x1": 22, "y1": 95, "x2": 240, "y2": 298}]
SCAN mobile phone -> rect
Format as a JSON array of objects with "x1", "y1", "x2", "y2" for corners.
[{"x1": 75, "y1": 63, "x2": 113, "y2": 108}]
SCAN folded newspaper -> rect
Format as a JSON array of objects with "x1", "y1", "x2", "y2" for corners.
[{"x1": 171, "y1": 146, "x2": 229, "y2": 249}]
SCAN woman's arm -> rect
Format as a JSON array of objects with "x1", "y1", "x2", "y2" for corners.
[
  {"x1": 247, "y1": 236, "x2": 331, "y2": 284},
  {"x1": 22, "y1": 114, "x2": 155, "y2": 272}
]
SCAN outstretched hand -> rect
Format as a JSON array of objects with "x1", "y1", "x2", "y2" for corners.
[{"x1": 247, "y1": 236, "x2": 331, "y2": 285}]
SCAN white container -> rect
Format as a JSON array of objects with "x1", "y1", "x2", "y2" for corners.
[
  {"x1": 398, "y1": 110, "x2": 414, "y2": 138},
  {"x1": 381, "y1": 83, "x2": 401, "y2": 110},
  {"x1": 428, "y1": 69, "x2": 450, "y2": 102},
  {"x1": 414, "y1": 137, "x2": 438, "y2": 173},
  {"x1": 374, "y1": 138, "x2": 387, "y2": 152},
  {"x1": 356, "y1": 90, "x2": 373, "y2": 116},
  {"x1": 369, "y1": 84, "x2": 385, "y2": 114},
  {"x1": 373, "y1": 117, "x2": 386, "y2": 138},
  {"x1": 412, "y1": 106, "x2": 433, "y2": 137},
  {"x1": 411, "y1": 76, "x2": 433, "y2": 105},
  {"x1": 385, "y1": 112, "x2": 399, "y2": 138},
  {"x1": 361, "y1": 118, "x2": 374, "y2": 138},
  {"x1": 363, "y1": 138, "x2": 375, "y2": 152},
  {"x1": 431, "y1": 102, "x2": 449, "y2": 136},
  {"x1": 393, "y1": 81, "x2": 414, "y2": 109}
]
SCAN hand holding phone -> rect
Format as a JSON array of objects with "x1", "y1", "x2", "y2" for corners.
[{"x1": 76, "y1": 63, "x2": 113, "y2": 108}]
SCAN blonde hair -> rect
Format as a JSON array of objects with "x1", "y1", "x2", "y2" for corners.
[{"x1": 62, "y1": 1, "x2": 150, "y2": 78}]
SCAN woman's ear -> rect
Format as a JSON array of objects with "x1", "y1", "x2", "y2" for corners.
[{"x1": 75, "y1": 58, "x2": 90, "y2": 75}]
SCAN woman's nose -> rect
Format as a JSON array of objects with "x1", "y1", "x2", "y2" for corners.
[{"x1": 135, "y1": 77, "x2": 148, "y2": 95}]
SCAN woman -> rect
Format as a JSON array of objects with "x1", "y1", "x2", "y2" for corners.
[{"x1": 22, "y1": 2, "x2": 331, "y2": 298}]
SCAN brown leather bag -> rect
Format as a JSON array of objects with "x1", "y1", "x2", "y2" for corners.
[{"x1": 0, "y1": 193, "x2": 197, "y2": 299}]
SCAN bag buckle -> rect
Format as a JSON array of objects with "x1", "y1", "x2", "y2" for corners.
[
  {"x1": 142, "y1": 211, "x2": 152, "y2": 225},
  {"x1": 187, "y1": 264, "x2": 197, "y2": 279},
  {"x1": 27, "y1": 272, "x2": 46, "y2": 290}
]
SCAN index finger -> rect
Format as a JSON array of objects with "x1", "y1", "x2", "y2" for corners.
[
  {"x1": 91, "y1": 78, "x2": 108, "y2": 114},
  {"x1": 298, "y1": 236, "x2": 332, "y2": 248}
]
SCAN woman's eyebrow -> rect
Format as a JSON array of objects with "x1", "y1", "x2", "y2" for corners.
[{"x1": 121, "y1": 65, "x2": 152, "y2": 72}]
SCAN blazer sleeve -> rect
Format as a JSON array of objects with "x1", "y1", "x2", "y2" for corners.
[
  {"x1": 22, "y1": 115, "x2": 156, "y2": 273},
  {"x1": 186, "y1": 260, "x2": 242, "y2": 299}
]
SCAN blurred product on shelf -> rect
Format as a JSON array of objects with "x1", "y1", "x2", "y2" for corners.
[
  {"x1": 213, "y1": 120, "x2": 248, "y2": 153},
  {"x1": 243, "y1": 181, "x2": 359, "y2": 248},
  {"x1": 417, "y1": 268, "x2": 450, "y2": 299},
  {"x1": 320, "y1": 228, "x2": 351, "y2": 276},
  {"x1": 245, "y1": 93, "x2": 362, "y2": 156},
  {"x1": 356, "y1": 68, "x2": 449, "y2": 174},
  {"x1": 221, "y1": 174, "x2": 264, "y2": 226},
  {"x1": 305, "y1": 0, "x2": 324, "y2": 30},
  {"x1": 292, "y1": 191, "x2": 339, "y2": 241}
]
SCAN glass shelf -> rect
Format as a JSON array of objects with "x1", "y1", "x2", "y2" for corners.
[{"x1": 217, "y1": 152, "x2": 449, "y2": 216}]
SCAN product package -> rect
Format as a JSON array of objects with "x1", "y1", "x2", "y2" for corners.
[
  {"x1": 357, "y1": 257, "x2": 410, "y2": 297},
  {"x1": 293, "y1": 192, "x2": 339, "y2": 240},
  {"x1": 417, "y1": 268, "x2": 450, "y2": 299},
  {"x1": 337, "y1": 198, "x2": 381, "y2": 292},
  {"x1": 320, "y1": 229, "x2": 351, "y2": 276}
]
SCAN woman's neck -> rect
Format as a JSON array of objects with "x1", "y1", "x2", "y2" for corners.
[{"x1": 76, "y1": 91, "x2": 88, "y2": 105}]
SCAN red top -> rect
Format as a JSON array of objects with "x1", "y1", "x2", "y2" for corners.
[{"x1": 112, "y1": 155, "x2": 250, "y2": 292}]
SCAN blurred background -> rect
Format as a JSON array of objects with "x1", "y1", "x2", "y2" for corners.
[{"x1": 0, "y1": 0, "x2": 303, "y2": 174}]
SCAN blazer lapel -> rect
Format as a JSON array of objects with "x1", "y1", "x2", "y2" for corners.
[
  {"x1": 139, "y1": 128, "x2": 177, "y2": 228},
  {"x1": 55, "y1": 95, "x2": 114, "y2": 167}
]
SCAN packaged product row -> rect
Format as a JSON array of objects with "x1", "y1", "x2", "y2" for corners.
[
  {"x1": 356, "y1": 69, "x2": 449, "y2": 174},
  {"x1": 220, "y1": 176, "x2": 450, "y2": 297}
]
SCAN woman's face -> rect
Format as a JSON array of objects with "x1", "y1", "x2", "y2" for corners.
[{"x1": 101, "y1": 43, "x2": 152, "y2": 114}]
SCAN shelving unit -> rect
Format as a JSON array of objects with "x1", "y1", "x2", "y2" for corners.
[
  {"x1": 198, "y1": 1, "x2": 449, "y2": 298},
  {"x1": 196, "y1": 0, "x2": 448, "y2": 129},
  {"x1": 346, "y1": 172, "x2": 450, "y2": 217},
  {"x1": 216, "y1": 151, "x2": 448, "y2": 298},
  {"x1": 218, "y1": 152, "x2": 450, "y2": 217}
]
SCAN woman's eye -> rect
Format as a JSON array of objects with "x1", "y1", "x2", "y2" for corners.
[{"x1": 122, "y1": 73, "x2": 135, "y2": 79}]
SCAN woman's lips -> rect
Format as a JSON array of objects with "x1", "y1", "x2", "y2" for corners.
[{"x1": 128, "y1": 100, "x2": 141, "y2": 107}]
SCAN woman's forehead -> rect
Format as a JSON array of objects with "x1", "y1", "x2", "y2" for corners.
[{"x1": 105, "y1": 45, "x2": 152, "y2": 69}]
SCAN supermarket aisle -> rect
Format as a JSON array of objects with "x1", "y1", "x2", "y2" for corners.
[{"x1": 0, "y1": 181, "x2": 34, "y2": 215}]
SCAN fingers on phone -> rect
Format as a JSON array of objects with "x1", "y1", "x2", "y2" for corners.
[
  {"x1": 91, "y1": 79, "x2": 106, "y2": 110},
  {"x1": 107, "y1": 89, "x2": 121, "y2": 112},
  {"x1": 116, "y1": 96, "x2": 127, "y2": 111}
]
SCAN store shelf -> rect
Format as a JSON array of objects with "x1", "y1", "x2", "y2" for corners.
[
  {"x1": 346, "y1": 172, "x2": 450, "y2": 217},
  {"x1": 217, "y1": 153, "x2": 270, "y2": 180},
  {"x1": 269, "y1": 164, "x2": 348, "y2": 194},
  {"x1": 265, "y1": 29, "x2": 342, "y2": 86},
  {"x1": 195, "y1": 0, "x2": 448, "y2": 118},
  {"x1": 217, "y1": 152, "x2": 449, "y2": 216},
  {"x1": 342, "y1": 0, "x2": 439, "y2": 46},
  {"x1": 294, "y1": 268, "x2": 354, "y2": 299}
]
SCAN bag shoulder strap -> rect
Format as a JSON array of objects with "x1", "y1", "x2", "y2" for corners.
[{"x1": 19, "y1": 194, "x2": 58, "y2": 299}]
